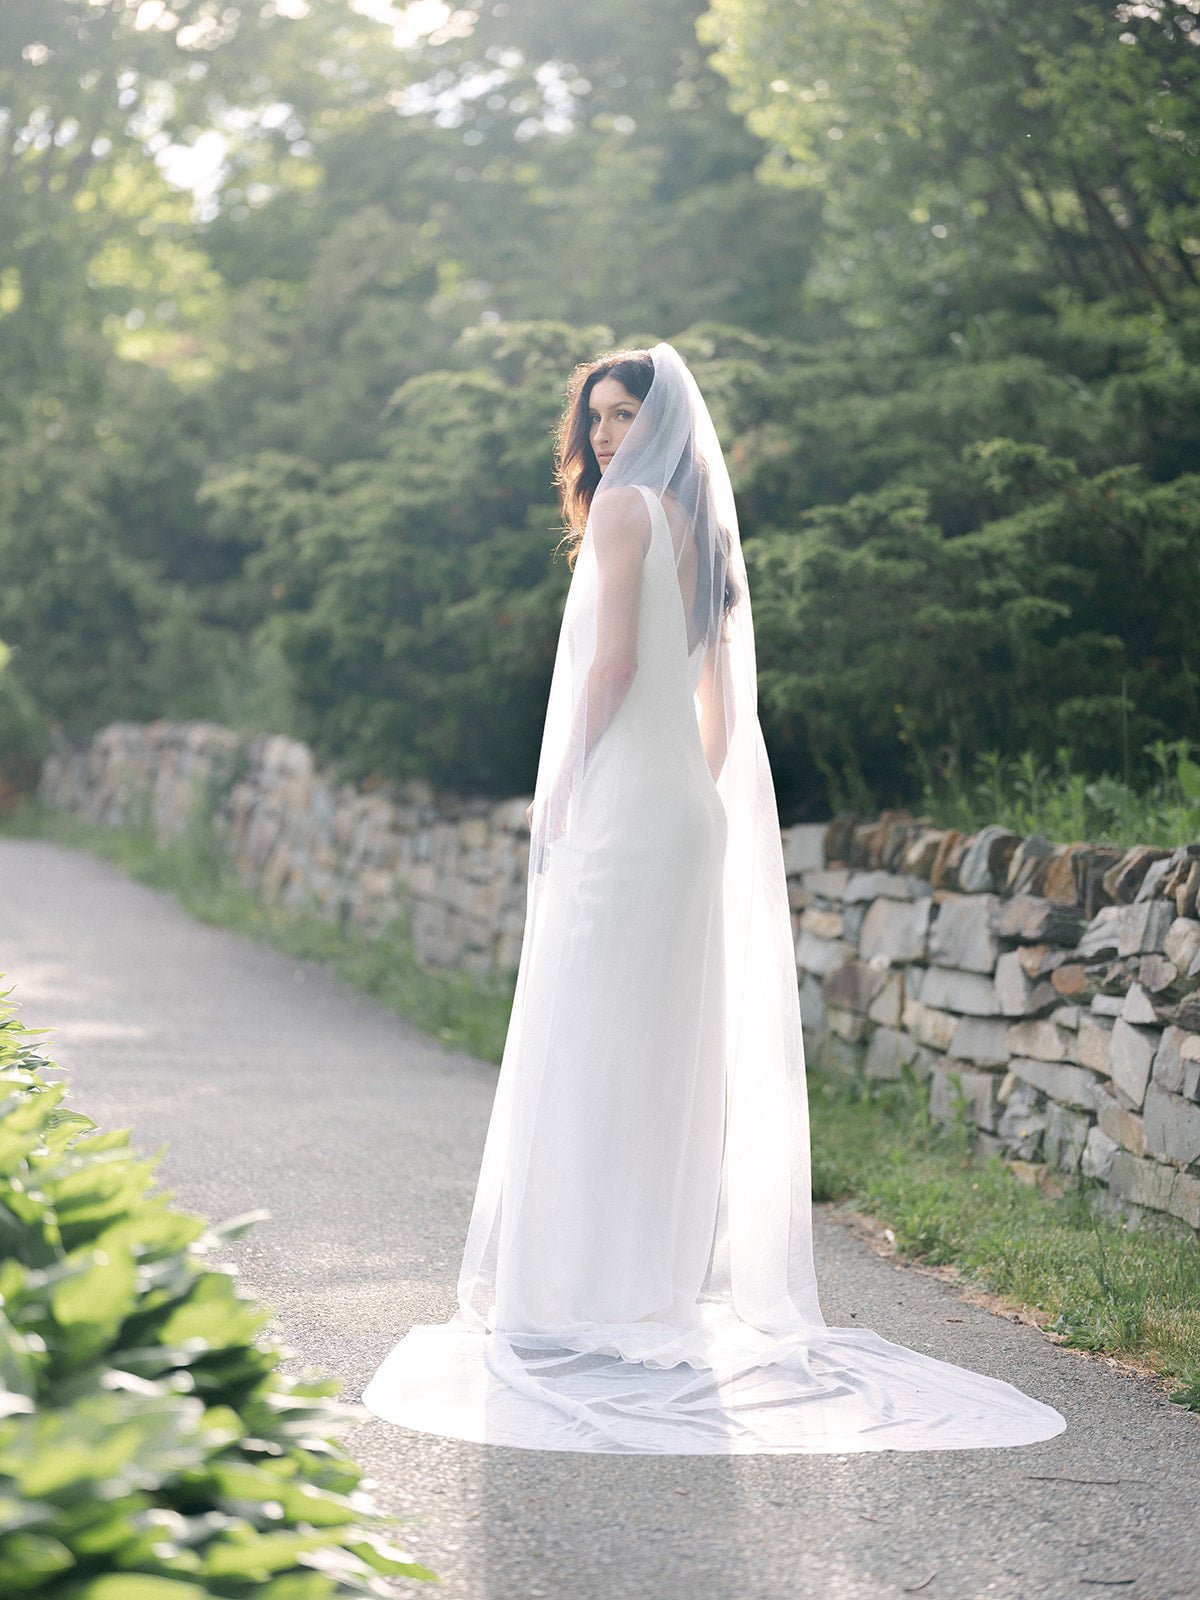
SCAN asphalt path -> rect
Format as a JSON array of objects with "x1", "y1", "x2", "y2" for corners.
[{"x1": 2, "y1": 835, "x2": 1198, "y2": 1600}]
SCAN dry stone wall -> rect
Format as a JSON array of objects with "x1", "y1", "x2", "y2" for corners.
[
  {"x1": 37, "y1": 722, "x2": 1200, "y2": 1232},
  {"x1": 37, "y1": 721, "x2": 532, "y2": 980},
  {"x1": 793, "y1": 812, "x2": 1200, "y2": 1234}
]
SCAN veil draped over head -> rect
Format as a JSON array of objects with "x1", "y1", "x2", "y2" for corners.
[
  {"x1": 530, "y1": 341, "x2": 749, "y2": 873},
  {"x1": 360, "y1": 343, "x2": 1065, "y2": 1454}
]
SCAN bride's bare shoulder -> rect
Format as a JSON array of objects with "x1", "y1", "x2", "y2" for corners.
[{"x1": 590, "y1": 486, "x2": 652, "y2": 556}]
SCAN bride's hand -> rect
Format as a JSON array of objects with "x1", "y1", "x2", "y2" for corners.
[
  {"x1": 527, "y1": 778, "x2": 572, "y2": 844},
  {"x1": 546, "y1": 777, "x2": 574, "y2": 843}
]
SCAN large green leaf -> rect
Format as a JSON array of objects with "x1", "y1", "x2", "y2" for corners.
[
  {"x1": 0, "y1": 1528, "x2": 74, "y2": 1590},
  {"x1": 156, "y1": 1273, "x2": 275, "y2": 1350},
  {"x1": 0, "y1": 1313, "x2": 39, "y2": 1400},
  {"x1": 52, "y1": 1242, "x2": 138, "y2": 1332},
  {"x1": 53, "y1": 1576, "x2": 214, "y2": 1600}
]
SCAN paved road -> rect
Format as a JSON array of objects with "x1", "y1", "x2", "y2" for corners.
[{"x1": 2, "y1": 835, "x2": 1198, "y2": 1600}]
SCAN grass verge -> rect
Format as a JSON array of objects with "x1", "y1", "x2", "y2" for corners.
[
  {"x1": 809, "y1": 1064, "x2": 1200, "y2": 1410},
  {"x1": 4, "y1": 797, "x2": 1197, "y2": 1411}
]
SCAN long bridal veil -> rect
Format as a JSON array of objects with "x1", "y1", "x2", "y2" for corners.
[{"x1": 360, "y1": 342, "x2": 1066, "y2": 1454}]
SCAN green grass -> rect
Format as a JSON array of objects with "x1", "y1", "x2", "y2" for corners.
[
  {"x1": 809, "y1": 1063, "x2": 1200, "y2": 1409},
  {"x1": 4, "y1": 794, "x2": 1197, "y2": 1409},
  {"x1": 916, "y1": 740, "x2": 1200, "y2": 850},
  {"x1": 0, "y1": 796, "x2": 516, "y2": 1065}
]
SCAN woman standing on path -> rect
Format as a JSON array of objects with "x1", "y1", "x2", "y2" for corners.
[{"x1": 361, "y1": 341, "x2": 1066, "y2": 1454}]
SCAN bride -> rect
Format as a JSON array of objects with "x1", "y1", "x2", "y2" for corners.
[{"x1": 360, "y1": 341, "x2": 1066, "y2": 1454}]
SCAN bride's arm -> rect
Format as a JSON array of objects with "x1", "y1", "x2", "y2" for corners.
[
  {"x1": 578, "y1": 487, "x2": 651, "y2": 765},
  {"x1": 540, "y1": 489, "x2": 649, "y2": 838}
]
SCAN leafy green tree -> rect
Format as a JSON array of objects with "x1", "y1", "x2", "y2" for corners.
[
  {"x1": 0, "y1": 372, "x2": 239, "y2": 735},
  {"x1": 700, "y1": 0, "x2": 1200, "y2": 337},
  {"x1": 748, "y1": 446, "x2": 1200, "y2": 816},
  {"x1": 0, "y1": 0, "x2": 412, "y2": 393},
  {"x1": 4, "y1": 0, "x2": 1199, "y2": 825},
  {"x1": 200, "y1": 0, "x2": 822, "y2": 344}
]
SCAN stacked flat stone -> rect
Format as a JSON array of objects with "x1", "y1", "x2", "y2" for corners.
[
  {"x1": 38, "y1": 721, "x2": 531, "y2": 981},
  {"x1": 787, "y1": 811, "x2": 1200, "y2": 1234}
]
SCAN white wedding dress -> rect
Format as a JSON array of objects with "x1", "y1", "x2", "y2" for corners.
[{"x1": 361, "y1": 346, "x2": 1066, "y2": 1454}]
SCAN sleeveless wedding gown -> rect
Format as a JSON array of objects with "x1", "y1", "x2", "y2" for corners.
[{"x1": 360, "y1": 480, "x2": 1067, "y2": 1454}]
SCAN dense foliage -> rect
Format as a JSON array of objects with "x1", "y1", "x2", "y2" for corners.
[
  {"x1": 0, "y1": 985, "x2": 436, "y2": 1595},
  {"x1": 1, "y1": 0, "x2": 1197, "y2": 818},
  {"x1": 701, "y1": 0, "x2": 1200, "y2": 330}
]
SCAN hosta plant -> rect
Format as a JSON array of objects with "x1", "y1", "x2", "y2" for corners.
[{"x1": 0, "y1": 983, "x2": 436, "y2": 1596}]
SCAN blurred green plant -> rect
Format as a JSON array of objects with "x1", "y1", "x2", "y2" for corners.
[
  {"x1": 0, "y1": 986, "x2": 438, "y2": 1596},
  {"x1": 919, "y1": 739, "x2": 1200, "y2": 848},
  {"x1": 0, "y1": 640, "x2": 48, "y2": 806}
]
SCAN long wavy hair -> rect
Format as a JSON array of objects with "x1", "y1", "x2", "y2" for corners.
[
  {"x1": 554, "y1": 349, "x2": 655, "y2": 551},
  {"x1": 552, "y1": 348, "x2": 740, "y2": 624}
]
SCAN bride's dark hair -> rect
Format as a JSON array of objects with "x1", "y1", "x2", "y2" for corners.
[
  {"x1": 553, "y1": 347, "x2": 740, "y2": 622},
  {"x1": 554, "y1": 348, "x2": 655, "y2": 548}
]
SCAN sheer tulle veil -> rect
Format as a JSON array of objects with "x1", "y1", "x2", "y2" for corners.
[{"x1": 359, "y1": 342, "x2": 1067, "y2": 1454}]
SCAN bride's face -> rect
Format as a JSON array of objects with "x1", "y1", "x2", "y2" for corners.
[{"x1": 588, "y1": 377, "x2": 642, "y2": 473}]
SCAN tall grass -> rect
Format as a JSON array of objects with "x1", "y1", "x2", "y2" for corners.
[
  {"x1": 918, "y1": 739, "x2": 1200, "y2": 848},
  {"x1": 809, "y1": 1064, "x2": 1200, "y2": 1409}
]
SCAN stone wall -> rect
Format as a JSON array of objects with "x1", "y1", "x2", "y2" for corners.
[
  {"x1": 792, "y1": 813, "x2": 1200, "y2": 1233},
  {"x1": 37, "y1": 722, "x2": 1200, "y2": 1231},
  {"x1": 37, "y1": 721, "x2": 532, "y2": 979}
]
